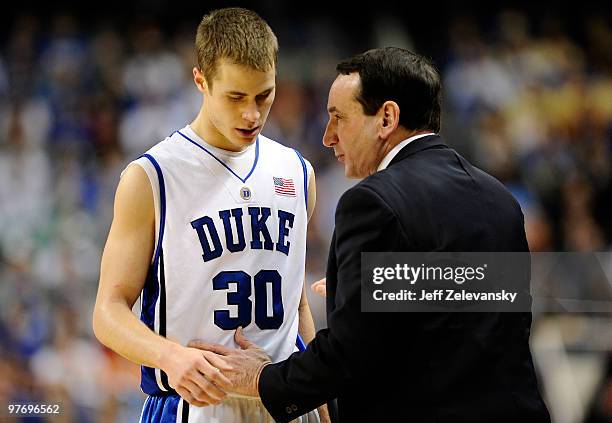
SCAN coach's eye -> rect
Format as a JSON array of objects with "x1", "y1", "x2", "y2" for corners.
[{"x1": 228, "y1": 96, "x2": 242, "y2": 102}]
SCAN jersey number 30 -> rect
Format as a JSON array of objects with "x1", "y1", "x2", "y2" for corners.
[{"x1": 212, "y1": 270, "x2": 283, "y2": 330}]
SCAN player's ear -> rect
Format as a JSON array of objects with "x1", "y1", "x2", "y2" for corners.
[
  {"x1": 193, "y1": 67, "x2": 209, "y2": 94},
  {"x1": 378, "y1": 101, "x2": 400, "y2": 140}
]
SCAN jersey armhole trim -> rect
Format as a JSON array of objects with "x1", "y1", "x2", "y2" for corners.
[
  {"x1": 293, "y1": 149, "x2": 308, "y2": 211},
  {"x1": 140, "y1": 154, "x2": 167, "y2": 270}
]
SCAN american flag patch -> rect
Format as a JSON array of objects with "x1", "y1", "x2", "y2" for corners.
[{"x1": 273, "y1": 177, "x2": 296, "y2": 196}]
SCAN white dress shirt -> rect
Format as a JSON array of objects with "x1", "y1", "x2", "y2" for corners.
[{"x1": 377, "y1": 132, "x2": 436, "y2": 172}]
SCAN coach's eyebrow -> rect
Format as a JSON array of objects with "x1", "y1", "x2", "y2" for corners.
[{"x1": 328, "y1": 106, "x2": 341, "y2": 115}]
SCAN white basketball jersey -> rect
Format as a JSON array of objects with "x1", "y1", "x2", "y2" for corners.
[{"x1": 129, "y1": 125, "x2": 310, "y2": 396}]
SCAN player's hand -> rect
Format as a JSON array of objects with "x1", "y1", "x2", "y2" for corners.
[
  {"x1": 311, "y1": 277, "x2": 327, "y2": 297},
  {"x1": 188, "y1": 327, "x2": 272, "y2": 398},
  {"x1": 159, "y1": 343, "x2": 233, "y2": 407}
]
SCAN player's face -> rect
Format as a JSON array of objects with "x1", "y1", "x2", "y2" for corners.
[
  {"x1": 198, "y1": 59, "x2": 276, "y2": 152},
  {"x1": 323, "y1": 73, "x2": 382, "y2": 178}
]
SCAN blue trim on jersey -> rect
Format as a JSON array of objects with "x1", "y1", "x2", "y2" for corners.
[
  {"x1": 140, "y1": 265, "x2": 160, "y2": 394},
  {"x1": 176, "y1": 130, "x2": 260, "y2": 183},
  {"x1": 141, "y1": 394, "x2": 183, "y2": 423},
  {"x1": 293, "y1": 151, "x2": 308, "y2": 354},
  {"x1": 139, "y1": 153, "x2": 169, "y2": 395},
  {"x1": 141, "y1": 154, "x2": 167, "y2": 268},
  {"x1": 296, "y1": 333, "x2": 307, "y2": 352},
  {"x1": 141, "y1": 365, "x2": 160, "y2": 395},
  {"x1": 294, "y1": 149, "x2": 308, "y2": 211},
  {"x1": 140, "y1": 253, "x2": 173, "y2": 394}
]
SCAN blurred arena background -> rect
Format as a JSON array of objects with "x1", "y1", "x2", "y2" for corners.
[{"x1": 0, "y1": 1, "x2": 611, "y2": 421}]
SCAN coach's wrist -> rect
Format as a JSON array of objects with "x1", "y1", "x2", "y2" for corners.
[{"x1": 255, "y1": 361, "x2": 272, "y2": 396}]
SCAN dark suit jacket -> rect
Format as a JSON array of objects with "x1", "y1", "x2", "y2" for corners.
[{"x1": 259, "y1": 135, "x2": 551, "y2": 423}]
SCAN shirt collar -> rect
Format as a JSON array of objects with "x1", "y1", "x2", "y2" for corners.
[{"x1": 377, "y1": 132, "x2": 437, "y2": 172}]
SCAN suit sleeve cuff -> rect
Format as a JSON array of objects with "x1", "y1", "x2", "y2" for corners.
[{"x1": 259, "y1": 362, "x2": 302, "y2": 423}]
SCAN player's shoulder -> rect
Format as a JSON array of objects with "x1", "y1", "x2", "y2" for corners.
[
  {"x1": 145, "y1": 130, "x2": 184, "y2": 157},
  {"x1": 258, "y1": 134, "x2": 312, "y2": 168},
  {"x1": 134, "y1": 128, "x2": 195, "y2": 169},
  {"x1": 258, "y1": 134, "x2": 294, "y2": 154},
  {"x1": 119, "y1": 130, "x2": 186, "y2": 181}
]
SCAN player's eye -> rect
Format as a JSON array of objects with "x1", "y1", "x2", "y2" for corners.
[
  {"x1": 256, "y1": 92, "x2": 272, "y2": 103},
  {"x1": 228, "y1": 96, "x2": 243, "y2": 102}
]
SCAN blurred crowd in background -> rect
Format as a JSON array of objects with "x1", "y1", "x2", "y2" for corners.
[{"x1": 0, "y1": 4, "x2": 611, "y2": 422}]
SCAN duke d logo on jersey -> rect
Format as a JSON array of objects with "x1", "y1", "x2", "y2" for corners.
[{"x1": 240, "y1": 186, "x2": 252, "y2": 200}]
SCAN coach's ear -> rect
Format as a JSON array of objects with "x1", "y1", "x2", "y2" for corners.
[{"x1": 377, "y1": 101, "x2": 400, "y2": 140}]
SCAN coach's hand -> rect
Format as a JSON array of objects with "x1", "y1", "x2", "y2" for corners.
[
  {"x1": 159, "y1": 343, "x2": 233, "y2": 407},
  {"x1": 188, "y1": 327, "x2": 272, "y2": 398},
  {"x1": 311, "y1": 277, "x2": 327, "y2": 297}
]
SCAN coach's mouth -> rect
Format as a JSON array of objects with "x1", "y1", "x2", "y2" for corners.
[{"x1": 336, "y1": 154, "x2": 344, "y2": 163}]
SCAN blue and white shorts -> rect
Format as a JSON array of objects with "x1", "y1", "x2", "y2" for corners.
[{"x1": 140, "y1": 394, "x2": 320, "y2": 423}]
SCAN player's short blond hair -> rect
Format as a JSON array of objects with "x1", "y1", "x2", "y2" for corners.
[{"x1": 195, "y1": 7, "x2": 278, "y2": 89}]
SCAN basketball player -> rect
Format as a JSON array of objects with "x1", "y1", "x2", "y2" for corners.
[{"x1": 93, "y1": 8, "x2": 324, "y2": 422}]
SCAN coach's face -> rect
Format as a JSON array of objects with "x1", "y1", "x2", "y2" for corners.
[{"x1": 323, "y1": 73, "x2": 384, "y2": 178}]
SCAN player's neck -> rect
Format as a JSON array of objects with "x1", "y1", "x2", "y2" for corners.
[{"x1": 190, "y1": 113, "x2": 247, "y2": 153}]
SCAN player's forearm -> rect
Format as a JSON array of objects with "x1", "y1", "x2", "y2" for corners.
[
  {"x1": 297, "y1": 288, "x2": 330, "y2": 421},
  {"x1": 298, "y1": 299, "x2": 316, "y2": 343},
  {"x1": 93, "y1": 299, "x2": 175, "y2": 369}
]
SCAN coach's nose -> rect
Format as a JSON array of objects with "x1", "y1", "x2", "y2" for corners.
[{"x1": 323, "y1": 118, "x2": 338, "y2": 147}]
